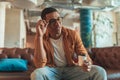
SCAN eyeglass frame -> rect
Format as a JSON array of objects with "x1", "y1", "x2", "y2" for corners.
[{"x1": 48, "y1": 17, "x2": 63, "y2": 25}]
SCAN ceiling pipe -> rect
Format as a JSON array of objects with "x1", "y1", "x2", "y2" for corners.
[
  {"x1": 42, "y1": 0, "x2": 120, "y2": 11},
  {"x1": 43, "y1": 1, "x2": 105, "y2": 10}
]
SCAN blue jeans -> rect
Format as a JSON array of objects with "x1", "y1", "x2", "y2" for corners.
[{"x1": 31, "y1": 65, "x2": 107, "y2": 80}]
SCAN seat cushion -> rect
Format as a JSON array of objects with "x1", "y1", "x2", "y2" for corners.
[{"x1": 0, "y1": 66, "x2": 35, "y2": 80}]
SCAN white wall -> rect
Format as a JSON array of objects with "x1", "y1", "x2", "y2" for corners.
[
  {"x1": 4, "y1": 8, "x2": 20, "y2": 47},
  {"x1": 0, "y1": 3, "x2": 6, "y2": 47},
  {"x1": 93, "y1": 11, "x2": 116, "y2": 47},
  {"x1": 62, "y1": 11, "x2": 80, "y2": 30},
  {"x1": 4, "y1": 8, "x2": 26, "y2": 48}
]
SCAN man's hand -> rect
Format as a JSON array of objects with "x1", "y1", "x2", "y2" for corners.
[
  {"x1": 76, "y1": 55, "x2": 92, "y2": 72},
  {"x1": 36, "y1": 20, "x2": 48, "y2": 37},
  {"x1": 82, "y1": 60, "x2": 92, "y2": 72}
]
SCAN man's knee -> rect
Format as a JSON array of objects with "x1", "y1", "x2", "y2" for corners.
[
  {"x1": 92, "y1": 65, "x2": 106, "y2": 75},
  {"x1": 31, "y1": 67, "x2": 47, "y2": 80},
  {"x1": 91, "y1": 65, "x2": 107, "y2": 80}
]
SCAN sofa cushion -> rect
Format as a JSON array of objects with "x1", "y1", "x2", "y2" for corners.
[{"x1": 0, "y1": 58, "x2": 28, "y2": 71}]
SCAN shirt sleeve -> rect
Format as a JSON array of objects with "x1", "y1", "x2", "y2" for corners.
[{"x1": 34, "y1": 35, "x2": 47, "y2": 68}]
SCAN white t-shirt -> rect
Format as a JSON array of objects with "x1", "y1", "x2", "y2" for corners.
[{"x1": 50, "y1": 36, "x2": 67, "y2": 67}]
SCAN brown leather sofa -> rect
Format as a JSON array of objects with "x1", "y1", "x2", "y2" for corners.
[
  {"x1": 0, "y1": 48, "x2": 35, "y2": 80},
  {"x1": 88, "y1": 46, "x2": 120, "y2": 80},
  {"x1": 0, "y1": 47, "x2": 120, "y2": 80}
]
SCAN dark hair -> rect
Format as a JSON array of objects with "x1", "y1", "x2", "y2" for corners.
[{"x1": 41, "y1": 7, "x2": 58, "y2": 19}]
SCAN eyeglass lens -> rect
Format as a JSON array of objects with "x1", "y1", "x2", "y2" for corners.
[{"x1": 49, "y1": 17, "x2": 62, "y2": 24}]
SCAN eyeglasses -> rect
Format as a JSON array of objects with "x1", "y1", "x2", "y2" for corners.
[{"x1": 49, "y1": 17, "x2": 62, "y2": 25}]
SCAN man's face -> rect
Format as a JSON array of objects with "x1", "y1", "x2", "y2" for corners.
[{"x1": 45, "y1": 11, "x2": 62, "y2": 35}]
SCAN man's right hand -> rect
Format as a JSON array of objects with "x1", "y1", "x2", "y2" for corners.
[{"x1": 36, "y1": 20, "x2": 48, "y2": 37}]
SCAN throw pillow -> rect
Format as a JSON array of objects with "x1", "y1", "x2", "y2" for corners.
[{"x1": 0, "y1": 58, "x2": 28, "y2": 71}]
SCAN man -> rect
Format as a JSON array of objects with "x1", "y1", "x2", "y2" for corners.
[{"x1": 31, "y1": 7, "x2": 107, "y2": 80}]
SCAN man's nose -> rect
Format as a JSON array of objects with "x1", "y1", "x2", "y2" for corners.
[{"x1": 55, "y1": 20, "x2": 60, "y2": 26}]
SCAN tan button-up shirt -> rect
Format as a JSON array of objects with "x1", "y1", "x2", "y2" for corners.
[{"x1": 34, "y1": 27, "x2": 92, "y2": 68}]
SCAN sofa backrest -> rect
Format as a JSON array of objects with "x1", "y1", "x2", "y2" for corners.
[
  {"x1": 0, "y1": 48, "x2": 35, "y2": 67},
  {"x1": 89, "y1": 46, "x2": 120, "y2": 69}
]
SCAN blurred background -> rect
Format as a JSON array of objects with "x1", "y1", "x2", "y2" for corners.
[{"x1": 0, "y1": 0, "x2": 120, "y2": 48}]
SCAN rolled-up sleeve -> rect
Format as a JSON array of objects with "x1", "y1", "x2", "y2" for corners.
[{"x1": 34, "y1": 35, "x2": 47, "y2": 68}]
